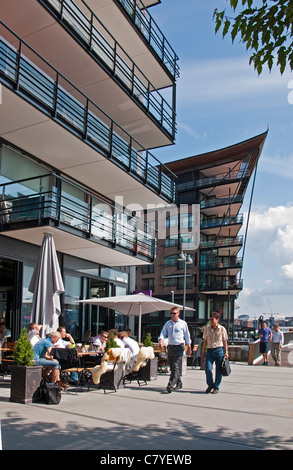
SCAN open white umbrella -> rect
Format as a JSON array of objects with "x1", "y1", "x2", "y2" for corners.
[
  {"x1": 76, "y1": 292, "x2": 194, "y2": 343},
  {"x1": 29, "y1": 232, "x2": 65, "y2": 337}
]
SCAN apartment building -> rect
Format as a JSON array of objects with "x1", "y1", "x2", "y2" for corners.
[
  {"x1": 136, "y1": 132, "x2": 267, "y2": 341},
  {"x1": 0, "y1": 0, "x2": 178, "y2": 341}
]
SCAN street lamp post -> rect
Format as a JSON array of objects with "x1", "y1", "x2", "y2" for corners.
[{"x1": 177, "y1": 251, "x2": 193, "y2": 320}]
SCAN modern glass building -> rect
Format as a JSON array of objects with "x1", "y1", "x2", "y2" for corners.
[
  {"x1": 0, "y1": 0, "x2": 178, "y2": 341},
  {"x1": 135, "y1": 132, "x2": 268, "y2": 341}
]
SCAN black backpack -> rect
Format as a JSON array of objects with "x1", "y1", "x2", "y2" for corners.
[{"x1": 40, "y1": 379, "x2": 62, "y2": 405}]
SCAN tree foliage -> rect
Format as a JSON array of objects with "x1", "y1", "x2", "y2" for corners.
[
  {"x1": 12, "y1": 328, "x2": 35, "y2": 366},
  {"x1": 213, "y1": 0, "x2": 293, "y2": 74}
]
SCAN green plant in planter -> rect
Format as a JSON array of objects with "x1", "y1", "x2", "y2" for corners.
[
  {"x1": 143, "y1": 332, "x2": 154, "y2": 348},
  {"x1": 12, "y1": 328, "x2": 35, "y2": 366},
  {"x1": 104, "y1": 331, "x2": 118, "y2": 353}
]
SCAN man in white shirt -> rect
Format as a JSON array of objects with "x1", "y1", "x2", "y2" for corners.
[
  {"x1": 28, "y1": 323, "x2": 42, "y2": 346},
  {"x1": 271, "y1": 323, "x2": 284, "y2": 366},
  {"x1": 159, "y1": 307, "x2": 191, "y2": 393},
  {"x1": 119, "y1": 331, "x2": 139, "y2": 361}
]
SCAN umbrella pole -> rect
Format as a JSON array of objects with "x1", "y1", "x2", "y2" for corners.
[{"x1": 138, "y1": 304, "x2": 142, "y2": 344}]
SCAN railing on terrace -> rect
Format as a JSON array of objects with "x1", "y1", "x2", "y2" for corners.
[
  {"x1": 196, "y1": 170, "x2": 250, "y2": 189},
  {"x1": 0, "y1": 25, "x2": 176, "y2": 203},
  {"x1": 200, "y1": 214, "x2": 244, "y2": 230},
  {"x1": 200, "y1": 257, "x2": 243, "y2": 270},
  {"x1": 200, "y1": 194, "x2": 244, "y2": 210},
  {"x1": 199, "y1": 279, "x2": 243, "y2": 292},
  {"x1": 117, "y1": 0, "x2": 179, "y2": 78},
  {"x1": 200, "y1": 235, "x2": 244, "y2": 250},
  {"x1": 0, "y1": 174, "x2": 156, "y2": 259},
  {"x1": 38, "y1": 0, "x2": 176, "y2": 137}
]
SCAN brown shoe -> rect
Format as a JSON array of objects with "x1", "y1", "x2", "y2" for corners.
[{"x1": 211, "y1": 389, "x2": 219, "y2": 394}]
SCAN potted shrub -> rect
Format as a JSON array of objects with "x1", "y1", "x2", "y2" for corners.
[
  {"x1": 10, "y1": 328, "x2": 43, "y2": 404},
  {"x1": 141, "y1": 333, "x2": 158, "y2": 381}
]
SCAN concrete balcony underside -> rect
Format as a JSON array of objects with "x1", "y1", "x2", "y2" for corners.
[
  {"x1": 1, "y1": 0, "x2": 174, "y2": 148},
  {"x1": 0, "y1": 85, "x2": 172, "y2": 208},
  {"x1": 1, "y1": 225, "x2": 150, "y2": 267}
]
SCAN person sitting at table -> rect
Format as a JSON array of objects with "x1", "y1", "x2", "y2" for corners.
[
  {"x1": 108, "y1": 329, "x2": 125, "y2": 349},
  {"x1": 56, "y1": 326, "x2": 75, "y2": 348},
  {"x1": 33, "y1": 331, "x2": 61, "y2": 383},
  {"x1": 28, "y1": 322, "x2": 42, "y2": 346},
  {"x1": 93, "y1": 331, "x2": 108, "y2": 352},
  {"x1": 119, "y1": 331, "x2": 139, "y2": 361}
]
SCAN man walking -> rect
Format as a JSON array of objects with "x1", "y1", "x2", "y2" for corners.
[
  {"x1": 258, "y1": 321, "x2": 272, "y2": 366},
  {"x1": 202, "y1": 311, "x2": 228, "y2": 394},
  {"x1": 159, "y1": 306, "x2": 191, "y2": 393},
  {"x1": 271, "y1": 323, "x2": 284, "y2": 366}
]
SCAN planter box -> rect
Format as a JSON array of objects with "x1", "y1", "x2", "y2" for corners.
[
  {"x1": 10, "y1": 365, "x2": 43, "y2": 404},
  {"x1": 140, "y1": 357, "x2": 158, "y2": 381}
]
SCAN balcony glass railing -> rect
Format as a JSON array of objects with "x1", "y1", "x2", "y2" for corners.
[
  {"x1": 200, "y1": 236, "x2": 243, "y2": 250},
  {"x1": 117, "y1": 0, "x2": 179, "y2": 78},
  {"x1": 200, "y1": 194, "x2": 244, "y2": 210},
  {"x1": 196, "y1": 170, "x2": 250, "y2": 189},
  {"x1": 0, "y1": 26, "x2": 176, "y2": 203},
  {"x1": 199, "y1": 278, "x2": 243, "y2": 292},
  {"x1": 200, "y1": 257, "x2": 243, "y2": 270},
  {"x1": 0, "y1": 174, "x2": 155, "y2": 259},
  {"x1": 39, "y1": 0, "x2": 176, "y2": 137},
  {"x1": 200, "y1": 215, "x2": 244, "y2": 230}
]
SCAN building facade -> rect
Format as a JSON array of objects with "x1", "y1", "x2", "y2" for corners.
[
  {"x1": 0, "y1": 0, "x2": 178, "y2": 341},
  {"x1": 135, "y1": 132, "x2": 267, "y2": 342}
]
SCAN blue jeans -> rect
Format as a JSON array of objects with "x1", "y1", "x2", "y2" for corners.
[{"x1": 205, "y1": 347, "x2": 225, "y2": 391}]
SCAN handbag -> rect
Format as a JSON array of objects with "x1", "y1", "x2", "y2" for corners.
[
  {"x1": 40, "y1": 379, "x2": 62, "y2": 405},
  {"x1": 221, "y1": 357, "x2": 231, "y2": 377}
]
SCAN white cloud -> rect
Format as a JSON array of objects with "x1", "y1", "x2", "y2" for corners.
[{"x1": 178, "y1": 57, "x2": 293, "y2": 105}]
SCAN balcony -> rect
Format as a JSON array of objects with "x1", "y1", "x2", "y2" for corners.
[
  {"x1": 0, "y1": 174, "x2": 155, "y2": 266},
  {"x1": 200, "y1": 194, "x2": 244, "y2": 216},
  {"x1": 196, "y1": 170, "x2": 250, "y2": 190},
  {"x1": 116, "y1": 0, "x2": 179, "y2": 79},
  {"x1": 200, "y1": 236, "x2": 243, "y2": 257},
  {"x1": 200, "y1": 214, "x2": 243, "y2": 237},
  {"x1": 0, "y1": 28, "x2": 176, "y2": 207},
  {"x1": 199, "y1": 277, "x2": 243, "y2": 295},
  {"x1": 200, "y1": 256, "x2": 243, "y2": 273},
  {"x1": 1, "y1": 0, "x2": 176, "y2": 147}
]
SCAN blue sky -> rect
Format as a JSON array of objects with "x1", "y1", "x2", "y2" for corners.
[{"x1": 150, "y1": 0, "x2": 293, "y2": 317}]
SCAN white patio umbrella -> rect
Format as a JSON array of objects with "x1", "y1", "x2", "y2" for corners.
[
  {"x1": 29, "y1": 232, "x2": 65, "y2": 337},
  {"x1": 76, "y1": 292, "x2": 194, "y2": 343}
]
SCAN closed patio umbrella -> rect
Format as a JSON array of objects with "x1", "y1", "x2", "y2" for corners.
[
  {"x1": 29, "y1": 232, "x2": 65, "y2": 337},
  {"x1": 76, "y1": 293, "x2": 194, "y2": 343}
]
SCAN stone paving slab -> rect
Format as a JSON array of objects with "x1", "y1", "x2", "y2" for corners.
[{"x1": 1, "y1": 361, "x2": 293, "y2": 451}]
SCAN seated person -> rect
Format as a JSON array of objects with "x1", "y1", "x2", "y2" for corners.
[
  {"x1": 119, "y1": 331, "x2": 139, "y2": 361},
  {"x1": 93, "y1": 331, "x2": 108, "y2": 352},
  {"x1": 56, "y1": 326, "x2": 75, "y2": 348},
  {"x1": 33, "y1": 331, "x2": 61, "y2": 383},
  {"x1": 28, "y1": 323, "x2": 42, "y2": 346},
  {"x1": 108, "y1": 329, "x2": 125, "y2": 349}
]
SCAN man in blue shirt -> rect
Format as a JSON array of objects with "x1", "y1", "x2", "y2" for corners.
[
  {"x1": 33, "y1": 332, "x2": 61, "y2": 382},
  {"x1": 258, "y1": 321, "x2": 272, "y2": 366},
  {"x1": 159, "y1": 307, "x2": 191, "y2": 393}
]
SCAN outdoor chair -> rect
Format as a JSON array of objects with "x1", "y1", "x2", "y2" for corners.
[
  {"x1": 89, "y1": 348, "x2": 123, "y2": 393},
  {"x1": 123, "y1": 346, "x2": 154, "y2": 387}
]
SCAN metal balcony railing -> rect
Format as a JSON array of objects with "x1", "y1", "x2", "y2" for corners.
[
  {"x1": 200, "y1": 236, "x2": 244, "y2": 250},
  {"x1": 0, "y1": 26, "x2": 176, "y2": 203},
  {"x1": 38, "y1": 0, "x2": 176, "y2": 137},
  {"x1": 0, "y1": 174, "x2": 156, "y2": 259},
  {"x1": 196, "y1": 170, "x2": 250, "y2": 189},
  {"x1": 117, "y1": 0, "x2": 179, "y2": 78},
  {"x1": 200, "y1": 257, "x2": 243, "y2": 270},
  {"x1": 200, "y1": 214, "x2": 244, "y2": 230},
  {"x1": 200, "y1": 194, "x2": 244, "y2": 210},
  {"x1": 199, "y1": 278, "x2": 243, "y2": 292}
]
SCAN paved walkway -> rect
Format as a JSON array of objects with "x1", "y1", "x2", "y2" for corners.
[{"x1": 1, "y1": 344, "x2": 293, "y2": 451}]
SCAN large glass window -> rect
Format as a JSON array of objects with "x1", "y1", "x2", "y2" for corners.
[
  {"x1": 21, "y1": 263, "x2": 34, "y2": 332},
  {"x1": 61, "y1": 274, "x2": 82, "y2": 341}
]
